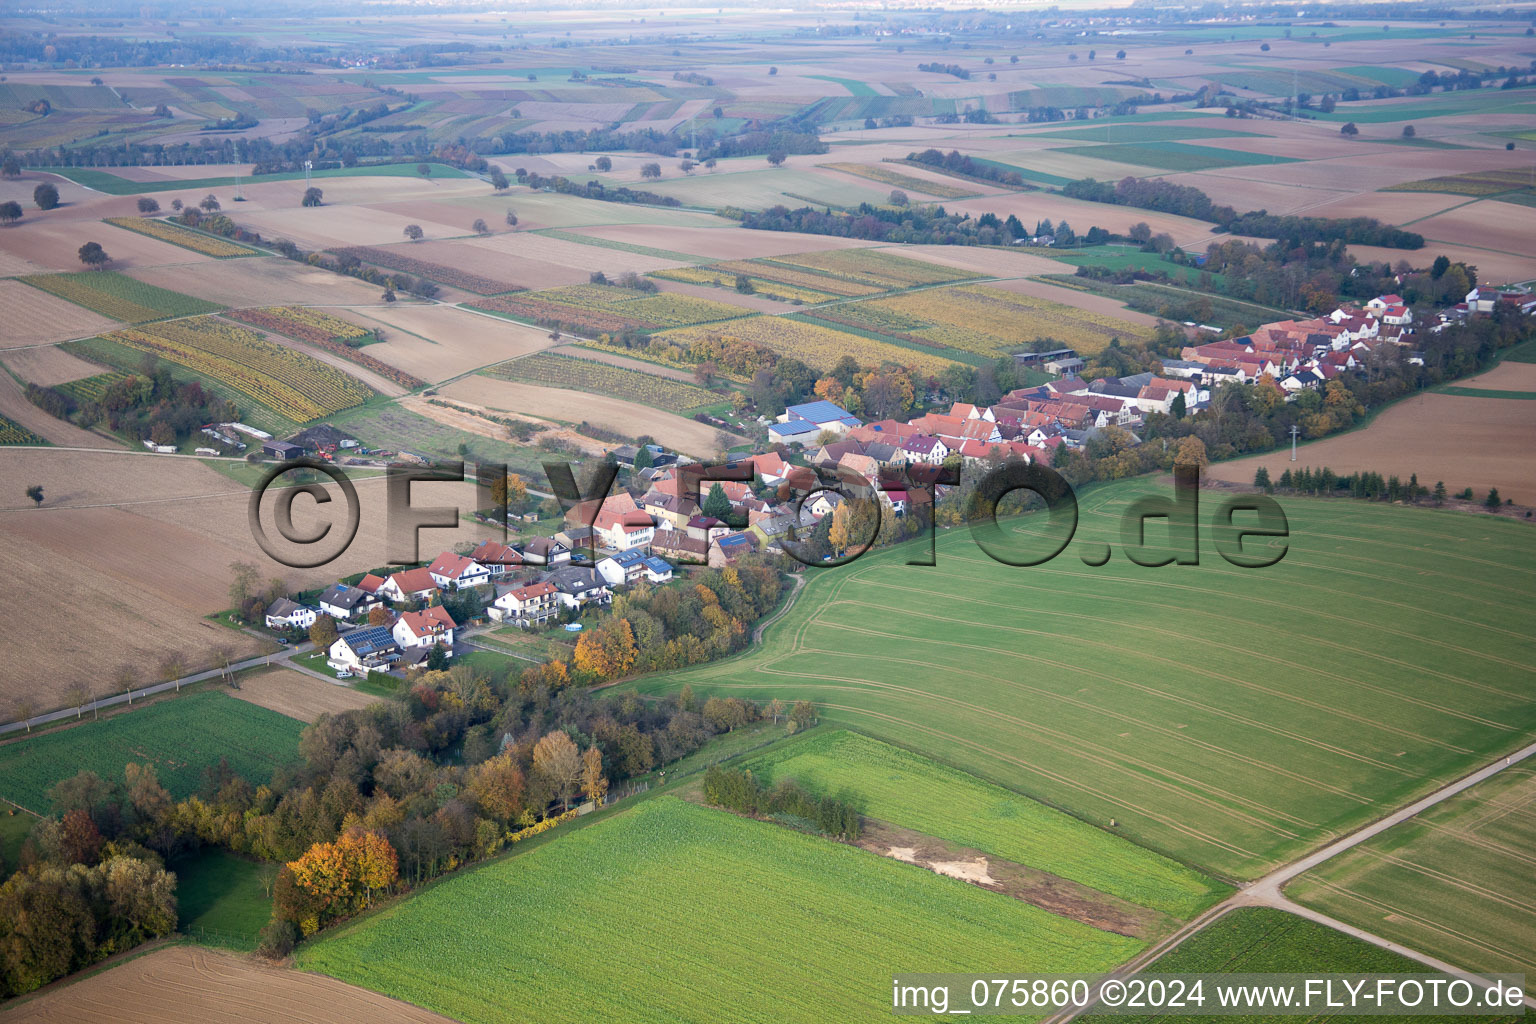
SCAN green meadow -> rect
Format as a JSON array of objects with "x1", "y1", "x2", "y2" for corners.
[{"x1": 631, "y1": 479, "x2": 1536, "y2": 880}]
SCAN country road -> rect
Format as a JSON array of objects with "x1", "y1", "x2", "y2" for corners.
[{"x1": 1050, "y1": 739, "x2": 1536, "y2": 1022}]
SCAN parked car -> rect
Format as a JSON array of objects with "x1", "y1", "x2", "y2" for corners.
[{"x1": 336, "y1": 670, "x2": 353, "y2": 679}]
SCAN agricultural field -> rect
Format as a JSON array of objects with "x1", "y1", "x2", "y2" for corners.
[
  {"x1": 227, "y1": 668, "x2": 382, "y2": 724},
  {"x1": 329, "y1": 245, "x2": 526, "y2": 296},
  {"x1": 0, "y1": 412, "x2": 46, "y2": 445},
  {"x1": 0, "y1": 344, "x2": 103, "y2": 387},
  {"x1": 344, "y1": 303, "x2": 555, "y2": 385},
  {"x1": 1287, "y1": 765, "x2": 1536, "y2": 975},
  {"x1": 104, "y1": 217, "x2": 263, "y2": 258},
  {"x1": 0, "y1": 691, "x2": 303, "y2": 813},
  {"x1": 651, "y1": 266, "x2": 840, "y2": 305},
  {"x1": 816, "y1": 282, "x2": 1153, "y2": 358},
  {"x1": 484, "y1": 352, "x2": 720, "y2": 412},
  {"x1": 0, "y1": 279, "x2": 119, "y2": 348},
  {"x1": 819, "y1": 162, "x2": 979, "y2": 199},
  {"x1": 747, "y1": 730, "x2": 1225, "y2": 918},
  {"x1": 0, "y1": 945, "x2": 459, "y2": 1024},
  {"x1": 226, "y1": 306, "x2": 424, "y2": 390},
  {"x1": 654, "y1": 313, "x2": 959, "y2": 375},
  {"x1": 471, "y1": 283, "x2": 750, "y2": 336},
  {"x1": 1117, "y1": 908, "x2": 1521, "y2": 1024},
  {"x1": 1383, "y1": 168, "x2": 1536, "y2": 199},
  {"x1": 18, "y1": 271, "x2": 222, "y2": 323},
  {"x1": 298, "y1": 797, "x2": 1143, "y2": 1024},
  {"x1": 104, "y1": 315, "x2": 374, "y2": 422},
  {"x1": 766, "y1": 249, "x2": 983, "y2": 291},
  {"x1": 698, "y1": 259, "x2": 883, "y2": 298},
  {"x1": 631, "y1": 478, "x2": 1536, "y2": 881},
  {"x1": 1052, "y1": 141, "x2": 1296, "y2": 172}
]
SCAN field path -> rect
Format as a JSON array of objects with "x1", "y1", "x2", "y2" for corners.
[{"x1": 1050, "y1": 738, "x2": 1536, "y2": 1022}]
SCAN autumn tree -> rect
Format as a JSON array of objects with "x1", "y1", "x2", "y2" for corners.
[
  {"x1": 301, "y1": 187, "x2": 323, "y2": 207},
  {"x1": 594, "y1": 156, "x2": 612, "y2": 172},
  {"x1": 136, "y1": 197, "x2": 160, "y2": 214},
  {"x1": 581, "y1": 745, "x2": 608, "y2": 806},
  {"x1": 1173, "y1": 435, "x2": 1209, "y2": 469},
  {"x1": 468, "y1": 750, "x2": 527, "y2": 823},
  {"x1": 58, "y1": 809, "x2": 103, "y2": 864},
  {"x1": 33, "y1": 183, "x2": 59, "y2": 210},
  {"x1": 489, "y1": 168, "x2": 509, "y2": 191},
  {"x1": 0, "y1": 200, "x2": 20, "y2": 226},
  {"x1": 200, "y1": 193, "x2": 220, "y2": 211},
  {"x1": 766, "y1": 150, "x2": 787, "y2": 167},
  {"x1": 472, "y1": 217, "x2": 489, "y2": 235},
  {"x1": 25, "y1": 484, "x2": 43, "y2": 507},
  {"x1": 504, "y1": 208, "x2": 518, "y2": 229},
  {"x1": 640, "y1": 162, "x2": 662, "y2": 180},
  {"x1": 572, "y1": 618, "x2": 637, "y2": 679},
  {"x1": 367, "y1": 605, "x2": 393, "y2": 627},
  {"x1": 532, "y1": 731, "x2": 583, "y2": 811},
  {"x1": 309, "y1": 614, "x2": 339, "y2": 650},
  {"x1": 403, "y1": 224, "x2": 424, "y2": 241}
]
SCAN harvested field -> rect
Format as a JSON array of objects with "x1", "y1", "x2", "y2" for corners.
[
  {"x1": 461, "y1": 230, "x2": 689, "y2": 275},
  {"x1": 1349, "y1": 242, "x2": 1535, "y2": 287},
  {"x1": 0, "y1": 448, "x2": 491, "y2": 704},
  {"x1": 1448, "y1": 360, "x2": 1536, "y2": 391},
  {"x1": 1299, "y1": 189, "x2": 1471, "y2": 224},
  {"x1": 440, "y1": 375, "x2": 740, "y2": 457},
  {"x1": 567, "y1": 224, "x2": 877, "y2": 260},
  {"x1": 1208, "y1": 390, "x2": 1536, "y2": 504},
  {"x1": 347, "y1": 304, "x2": 554, "y2": 383},
  {"x1": 0, "y1": 344, "x2": 103, "y2": 385},
  {"x1": 0, "y1": 945, "x2": 457, "y2": 1024},
  {"x1": 1409, "y1": 199, "x2": 1536, "y2": 263},
  {"x1": 0, "y1": 279, "x2": 123, "y2": 347},
  {"x1": 0, "y1": 364, "x2": 114, "y2": 448},
  {"x1": 0, "y1": 215, "x2": 214, "y2": 272},
  {"x1": 128, "y1": 258, "x2": 396, "y2": 309},
  {"x1": 881, "y1": 243, "x2": 1063, "y2": 278},
  {"x1": 229, "y1": 668, "x2": 381, "y2": 723},
  {"x1": 232, "y1": 205, "x2": 465, "y2": 250}
]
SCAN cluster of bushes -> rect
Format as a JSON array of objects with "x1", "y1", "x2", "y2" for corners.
[
  {"x1": 916, "y1": 62, "x2": 970, "y2": 79},
  {"x1": 702, "y1": 764, "x2": 862, "y2": 839},
  {"x1": 1062, "y1": 176, "x2": 1235, "y2": 223},
  {"x1": 1221, "y1": 211, "x2": 1424, "y2": 250},
  {"x1": 908, "y1": 148, "x2": 1024, "y2": 188}
]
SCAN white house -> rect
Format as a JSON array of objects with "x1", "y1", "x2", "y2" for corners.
[
  {"x1": 641, "y1": 556, "x2": 674, "y2": 583},
  {"x1": 898, "y1": 435, "x2": 949, "y2": 466},
  {"x1": 327, "y1": 625, "x2": 398, "y2": 675},
  {"x1": 392, "y1": 606, "x2": 456, "y2": 654},
  {"x1": 488, "y1": 581, "x2": 559, "y2": 627},
  {"x1": 596, "y1": 549, "x2": 648, "y2": 587},
  {"x1": 378, "y1": 568, "x2": 440, "y2": 606},
  {"x1": 777, "y1": 400, "x2": 861, "y2": 438},
  {"x1": 593, "y1": 505, "x2": 656, "y2": 552},
  {"x1": 427, "y1": 552, "x2": 492, "y2": 591},
  {"x1": 264, "y1": 598, "x2": 317, "y2": 631}
]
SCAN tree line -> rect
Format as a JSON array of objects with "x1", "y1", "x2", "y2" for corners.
[{"x1": 702, "y1": 764, "x2": 862, "y2": 840}]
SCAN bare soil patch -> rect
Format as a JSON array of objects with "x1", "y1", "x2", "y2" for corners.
[
  {"x1": 568, "y1": 224, "x2": 876, "y2": 260},
  {"x1": 441, "y1": 375, "x2": 741, "y2": 457},
  {"x1": 234, "y1": 205, "x2": 467, "y2": 250},
  {"x1": 0, "y1": 366, "x2": 115, "y2": 447},
  {"x1": 0, "y1": 216, "x2": 211, "y2": 273},
  {"x1": 855, "y1": 819, "x2": 1174, "y2": 940},
  {"x1": 0, "y1": 280, "x2": 120, "y2": 348},
  {"x1": 1411, "y1": 199, "x2": 1536, "y2": 263},
  {"x1": 127, "y1": 258, "x2": 395, "y2": 309},
  {"x1": 1208, "y1": 391, "x2": 1536, "y2": 504},
  {"x1": 229, "y1": 668, "x2": 381, "y2": 723},
  {"x1": 1449, "y1": 360, "x2": 1536, "y2": 391},
  {"x1": 1, "y1": 345, "x2": 104, "y2": 386},
  {"x1": 1348, "y1": 242, "x2": 1535, "y2": 286},
  {"x1": 462, "y1": 230, "x2": 689, "y2": 275},
  {"x1": 347, "y1": 303, "x2": 554, "y2": 383},
  {"x1": 877, "y1": 243, "x2": 1063, "y2": 278},
  {"x1": 0, "y1": 944, "x2": 456, "y2": 1024}
]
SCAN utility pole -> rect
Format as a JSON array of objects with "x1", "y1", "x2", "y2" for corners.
[
  {"x1": 304, "y1": 159, "x2": 313, "y2": 188},
  {"x1": 234, "y1": 169, "x2": 243, "y2": 202},
  {"x1": 1289, "y1": 424, "x2": 1300, "y2": 461}
]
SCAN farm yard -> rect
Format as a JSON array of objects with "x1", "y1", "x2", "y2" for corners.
[
  {"x1": 0, "y1": 691, "x2": 302, "y2": 813},
  {"x1": 1288, "y1": 766, "x2": 1536, "y2": 975},
  {"x1": 632, "y1": 479, "x2": 1536, "y2": 881},
  {"x1": 483, "y1": 352, "x2": 721, "y2": 412},
  {"x1": 298, "y1": 797, "x2": 1144, "y2": 1024}
]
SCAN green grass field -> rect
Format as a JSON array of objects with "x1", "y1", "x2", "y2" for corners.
[
  {"x1": 1044, "y1": 245, "x2": 1219, "y2": 287},
  {"x1": 1117, "y1": 908, "x2": 1522, "y2": 1024},
  {"x1": 0, "y1": 692, "x2": 303, "y2": 813},
  {"x1": 0, "y1": 810, "x2": 36, "y2": 869},
  {"x1": 630, "y1": 480, "x2": 1536, "y2": 881},
  {"x1": 172, "y1": 849, "x2": 278, "y2": 950},
  {"x1": 1287, "y1": 765, "x2": 1536, "y2": 974},
  {"x1": 44, "y1": 161, "x2": 468, "y2": 195},
  {"x1": 298, "y1": 797, "x2": 1143, "y2": 1023},
  {"x1": 747, "y1": 730, "x2": 1226, "y2": 918},
  {"x1": 1054, "y1": 141, "x2": 1296, "y2": 172}
]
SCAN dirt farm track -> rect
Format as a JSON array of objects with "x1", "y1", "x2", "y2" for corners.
[{"x1": 0, "y1": 945, "x2": 456, "y2": 1023}]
